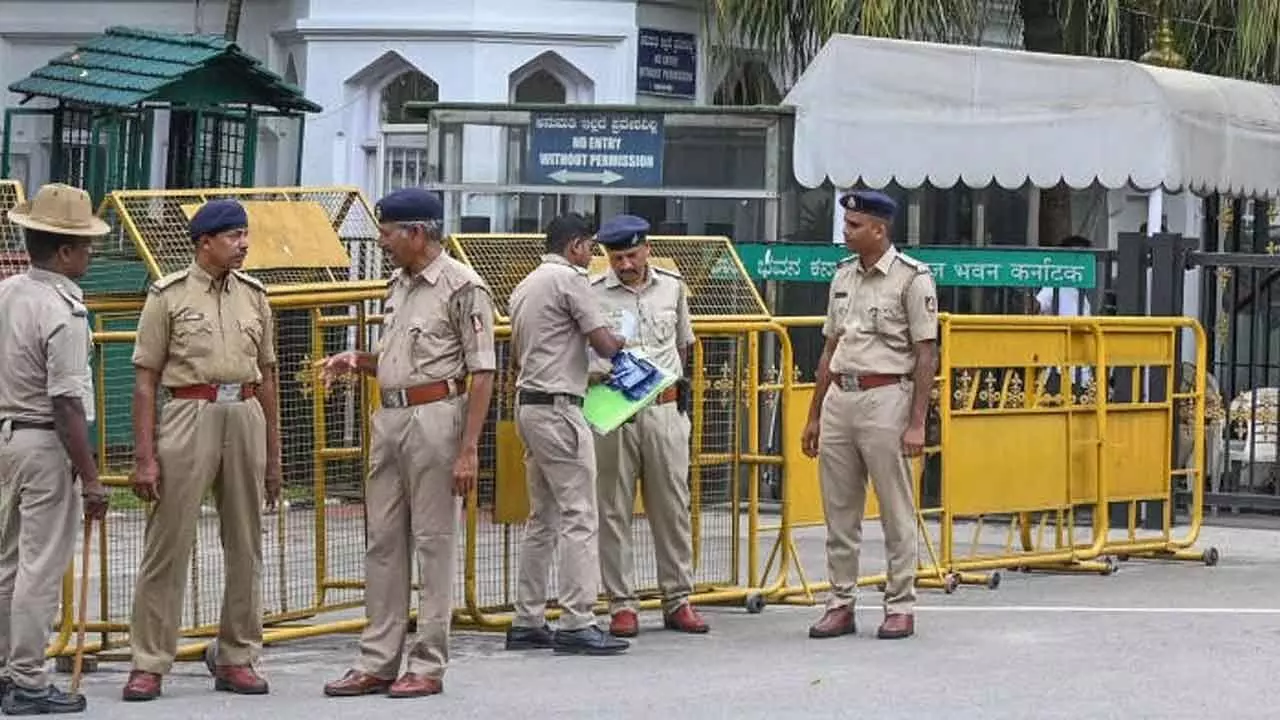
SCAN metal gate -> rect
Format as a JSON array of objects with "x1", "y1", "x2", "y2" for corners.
[{"x1": 1114, "y1": 208, "x2": 1280, "y2": 515}]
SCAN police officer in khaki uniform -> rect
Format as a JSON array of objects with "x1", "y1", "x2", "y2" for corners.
[
  {"x1": 587, "y1": 215, "x2": 708, "y2": 638},
  {"x1": 123, "y1": 200, "x2": 282, "y2": 701},
  {"x1": 504, "y1": 213, "x2": 628, "y2": 656},
  {"x1": 0, "y1": 183, "x2": 109, "y2": 715},
  {"x1": 320, "y1": 188, "x2": 495, "y2": 699},
  {"x1": 802, "y1": 190, "x2": 937, "y2": 641}
]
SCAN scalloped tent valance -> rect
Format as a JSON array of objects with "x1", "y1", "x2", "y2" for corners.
[{"x1": 783, "y1": 35, "x2": 1280, "y2": 199}]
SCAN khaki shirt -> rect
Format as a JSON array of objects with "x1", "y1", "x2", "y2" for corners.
[
  {"x1": 376, "y1": 252, "x2": 497, "y2": 389},
  {"x1": 509, "y1": 254, "x2": 609, "y2": 397},
  {"x1": 824, "y1": 246, "x2": 938, "y2": 376},
  {"x1": 588, "y1": 265, "x2": 694, "y2": 378},
  {"x1": 132, "y1": 263, "x2": 277, "y2": 387},
  {"x1": 0, "y1": 268, "x2": 95, "y2": 424}
]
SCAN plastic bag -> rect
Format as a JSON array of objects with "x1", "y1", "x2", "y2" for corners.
[{"x1": 605, "y1": 351, "x2": 664, "y2": 402}]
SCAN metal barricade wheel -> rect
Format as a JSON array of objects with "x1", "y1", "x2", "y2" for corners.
[
  {"x1": 943, "y1": 573, "x2": 960, "y2": 594},
  {"x1": 1204, "y1": 547, "x2": 1220, "y2": 566},
  {"x1": 745, "y1": 593, "x2": 766, "y2": 614}
]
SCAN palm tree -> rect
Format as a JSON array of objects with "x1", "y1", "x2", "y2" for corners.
[
  {"x1": 708, "y1": 0, "x2": 1280, "y2": 244},
  {"x1": 224, "y1": 0, "x2": 243, "y2": 41}
]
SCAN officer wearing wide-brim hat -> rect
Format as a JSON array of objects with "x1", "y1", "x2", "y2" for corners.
[
  {"x1": 123, "y1": 198, "x2": 282, "y2": 701},
  {"x1": 321, "y1": 186, "x2": 496, "y2": 699},
  {"x1": 0, "y1": 183, "x2": 109, "y2": 714},
  {"x1": 587, "y1": 214, "x2": 708, "y2": 638},
  {"x1": 802, "y1": 189, "x2": 937, "y2": 641}
]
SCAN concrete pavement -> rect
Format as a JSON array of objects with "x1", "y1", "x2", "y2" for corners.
[{"x1": 55, "y1": 521, "x2": 1280, "y2": 720}]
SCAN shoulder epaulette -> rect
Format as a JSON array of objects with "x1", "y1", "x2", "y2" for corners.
[
  {"x1": 835, "y1": 255, "x2": 857, "y2": 268},
  {"x1": 231, "y1": 269, "x2": 266, "y2": 293},
  {"x1": 895, "y1": 252, "x2": 930, "y2": 273},
  {"x1": 52, "y1": 284, "x2": 87, "y2": 316},
  {"x1": 589, "y1": 273, "x2": 608, "y2": 285},
  {"x1": 653, "y1": 265, "x2": 683, "y2": 279},
  {"x1": 149, "y1": 269, "x2": 189, "y2": 294}
]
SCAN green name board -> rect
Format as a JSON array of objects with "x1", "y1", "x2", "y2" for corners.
[{"x1": 730, "y1": 244, "x2": 1096, "y2": 289}]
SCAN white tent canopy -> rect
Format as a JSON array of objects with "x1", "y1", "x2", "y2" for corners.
[{"x1": 783, "y1": 34, "x2": 1280, "y2": 199}]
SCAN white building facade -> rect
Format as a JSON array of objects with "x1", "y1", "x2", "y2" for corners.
[
  {"x1": 2, "y1": 0, "x2": 1200, "y2": 251},
  {"x1": 1, "y1": 0, "x2": 735, "y2": 200}
]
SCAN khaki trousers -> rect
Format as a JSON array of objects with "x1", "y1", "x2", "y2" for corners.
[
  {"x1": 512, "y1": 400, "x2": 600, "y2": 632},
  {"x1": 818, "y1": 382, "x2": 918, "y2": 614},
  {"x1": 595, "y1": 402, "x2": 694, "y2": 614},
  {"x1": 355, "y1": 399, "x2": 462, "y2": 680},
  {"x1": 0, "y1": 425, "x2": 80, "y2": 691},
  {"x1": 130, "y1": 398, "x2": 265, "y2": 674}
]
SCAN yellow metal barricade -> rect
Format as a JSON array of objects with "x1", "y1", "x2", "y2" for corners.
[
  {"x1": 1, "y1": 179, "x2": 28, "y2": 279},
  {"x1": 46, "y1": 187, "x2": 388, "y2": 662},
  {"x1": 748, "y1": 312, "x2": 1214, "y2": 609},
  {"x1": 938, "y1": 314, "x2": 1214, "y2": 575},
  {"x1": 447, "y1": 233, "x2": 784, "y2": 623}
]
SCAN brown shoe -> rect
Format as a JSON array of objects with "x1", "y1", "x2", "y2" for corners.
[
  {"x1": 323, "y1": 669, "x2": 393, "y2": 697},
  {"x1": 387, "y1": 673, "x2": 442, "y2": 699},
  {"x1": 609, "y1": 609, "x2": 639, "y2": 638},
  {"x1": 663, "y1": 603, "x2": 709, "y2": 634},
  {"x1": 121, "y1": 670, "x2": 162, "y2": 702},
  {"x1": 876, "y1": 613, "x2": 915, "y2": 640},
  {"x1": 214, "y1": 664, "x2": 269, "y2": 695},
  {"x1": 808, "y1": 606, "x2": 856, "y2": 639}
]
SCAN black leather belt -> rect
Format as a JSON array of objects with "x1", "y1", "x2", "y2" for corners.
[
  {"x1": 6, "y1": 420, "x2": 56, "y2": 432},
  {"x1": 517, "y1": 390, "x2": 583, "y2": 407}
]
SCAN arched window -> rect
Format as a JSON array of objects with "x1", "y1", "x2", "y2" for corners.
[
  {"x1": 712, "y1": 60, "x2": 780, "y2": 106},
  {"x1": 514, "y1": 69, "x2": 567, "y2": 104},
  {"x1": 380, "y1": 71, "x2": 439, "y2": 125}
]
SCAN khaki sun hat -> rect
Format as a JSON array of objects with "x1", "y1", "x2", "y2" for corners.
[{"x1": 7, "y1": 182, "x2": 109, "y2": 237}]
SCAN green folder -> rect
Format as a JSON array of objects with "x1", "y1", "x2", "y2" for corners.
[{"x1": 583, "y1": 352, "x2": 679, "y2": 435}]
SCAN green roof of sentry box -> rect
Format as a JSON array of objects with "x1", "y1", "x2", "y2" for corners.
[{"x1": 7, "y1": 26, "x2": 321, "y2": 113}]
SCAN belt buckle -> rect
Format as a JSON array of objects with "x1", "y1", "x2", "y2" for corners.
[
  {"x1": 214, "y1": 384, "x2": 241, "y2": 404},
  {"x1": 838, "y1": 375, "x2": 858, "y2": 392},
  {"x1": 383, "y1": 389, "x2": 408, "y2": 409}
]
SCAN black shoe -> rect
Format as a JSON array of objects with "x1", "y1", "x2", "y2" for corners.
[
  {"x1": 505, "y1": 624, "x2": 555, "y2": 650},
  {"x1": 1, "y1": 685, "x2": 87, "y2": 715},
  {"x1": 553, "y1": 626, "x2": 629, "y2": 656}
]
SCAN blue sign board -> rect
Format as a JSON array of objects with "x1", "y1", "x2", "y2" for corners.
[
  {"x1": 525, "y1": 112, "x2": 665, "y2": 188},
  {"x1": 637, "y1": 28, "x2": 697, "y2": 99}
]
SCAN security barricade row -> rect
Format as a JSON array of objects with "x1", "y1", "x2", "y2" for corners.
[
  {"x1": 22, "y1": 183, "x2": 1216, "y2": 666},
  {"x1": 759, "y1": 313, "x2": 1215, "y2": 608}
]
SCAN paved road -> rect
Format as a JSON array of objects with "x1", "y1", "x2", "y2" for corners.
[{"x1": 60, "y1": 521, "x2": 1280, "y2": 719}]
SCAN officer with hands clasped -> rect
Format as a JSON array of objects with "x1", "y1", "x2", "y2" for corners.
[
  {"x1": 504, "y1": 213, "x2": 630, "y2": 656},
  {"x1": 320, "y1": 187, "x2": 496, "y2": 699},
  {"x1": 588, "y1": 215, "x2": 708, "y2": 638},
  {"x1": 0, "y1": 183, "x2": 109, "y2": 715},
  {"x1": 123, "y1": 199, "x2": 282, "y2": 701},
  {"x1": 802, "y1": 190, "x2": 938, "y2": 642}
]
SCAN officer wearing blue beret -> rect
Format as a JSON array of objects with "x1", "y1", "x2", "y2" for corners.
[
  {"x1": 802, "y1": 188, "x2": 937, "y2": 642},
  {"x1": 586, "y1": 215, "x2": 706, "y2": 637},
  {"x1": 125, "y1": 198, "x2": 282, "y2": 700},
  {"x1": 189, "y1": 199, "x2": 250, "y2": 239},
  {"x1": 321, "y1": 186, "x2": 497, "y2": 697}
]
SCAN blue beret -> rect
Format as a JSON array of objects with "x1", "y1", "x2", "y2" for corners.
[
  {"x1": 839, "y1": 190, "x2": 897, "y2": 222},
  {"x1": 596, "y1": 214, "x2": 650, "y2": 250},
  {"x1": 190, "y1": 200, "x2": 248, "y2": 239},
  {"x1": 375, "y1": 187, "x2": 443, "y2": 224}
]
